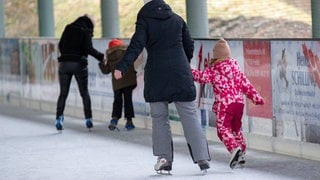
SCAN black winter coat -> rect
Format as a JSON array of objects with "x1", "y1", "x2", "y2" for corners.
[
  {"x1": 116, "y1": 0, "x2": 196, "y2": 102},
  {"x1": 58, "y1": 15, "x2": 104, "y2": 64}
]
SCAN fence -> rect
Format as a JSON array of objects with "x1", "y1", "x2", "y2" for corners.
[{"x1": 1, "y1": 37, "x2": 319, "y2": 160}]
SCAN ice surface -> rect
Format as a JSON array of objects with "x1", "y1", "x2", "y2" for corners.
[{"x1": 0, "y1": 104, "x2": 319, "y2": 180}]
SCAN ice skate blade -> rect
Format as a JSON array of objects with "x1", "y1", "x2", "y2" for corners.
[
  {"x1": 56, "y1": 126, "x2": 63, "y2": 132},
  {"x1": 156, "y1": 170, "x2": 172, "y2": 175},
  {"x1": 230, "y1": 161, "x2": 238, "y2": 169},
  {"x1": 125, "y1": 127, "x2": 135, "y2": 131},
  {"x1": 108, "y1": 125, "x2": 120, "y2": 131},
  {"x1": 233, "y1": 163, "x2": 245, "y2": 169}
]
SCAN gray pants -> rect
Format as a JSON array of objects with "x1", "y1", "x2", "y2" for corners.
[{"x1": 150, "y1": 101, "x2": 210, "y2": 163}]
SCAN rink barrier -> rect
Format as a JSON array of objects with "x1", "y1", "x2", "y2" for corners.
[{"x1": 0, "y1": 38, "x2": 320, "y2": 161}]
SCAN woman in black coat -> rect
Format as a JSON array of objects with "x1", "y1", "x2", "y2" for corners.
[
  {"x1": 114, "y1": 0, "x2": 210, "y2": 174},
  {"x1": 55, "y1": 15, "x2": 104, "y2": 131}
]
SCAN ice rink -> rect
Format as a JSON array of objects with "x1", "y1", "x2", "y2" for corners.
[{"x1": 0, "y1": 104, "x2": 319, "y2": 180}]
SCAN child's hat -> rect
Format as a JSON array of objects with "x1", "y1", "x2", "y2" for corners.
[
  {"x1": 213, "y1": 38, "x2": 231, "y2": 59},
  {"x1": 108, "y1": 39, "x2": 124, "y2": 49}
]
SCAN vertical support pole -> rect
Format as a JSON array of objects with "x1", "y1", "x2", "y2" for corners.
[
  {"x1": 311, "y1": 0, "x2": 320, "y2": 38},
  {"x1": 186, "y1": 0, "x2": 209, "y2": 38},
  {"x1": 101, "y1": 0, "x2": 120, "y2": 38},
  {"x1": 0, "y1": 0, "x2": 5, "y2": 37},
  {"x1": 38, "y1": 0, "x2": 55, "y2": 37}
]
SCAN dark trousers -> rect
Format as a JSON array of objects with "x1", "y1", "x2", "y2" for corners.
[
  {"x1": 112, "y1": 85, "x2": 136, "y2": 119},
  {"x1": 56, "y1": 62, "x2": 92, "y2": 119}
]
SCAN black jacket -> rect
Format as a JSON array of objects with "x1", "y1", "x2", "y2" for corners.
[
  {"x1": 58, "y1": 15, "x2": 104, "y2": 64},
  {"x1": 116, "y1": 0, "x2": 195, "y2": 102}
]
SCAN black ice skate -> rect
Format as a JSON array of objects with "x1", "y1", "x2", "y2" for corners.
[
  {"x1": 154, "y1": 157, "x2": 172, "y2": 175},
  {"x1": 229, "y1": 146, "x2": 242, "y2": 169},
  {"x1": 108, "y1": 119, "x2": 119, "y2": 131},
  {"x1": 197, "y1": 160, "x2": 210, "y2": 174},
  {"x1": 125, "y1": 121, "x2": 135, "y2": 131}
]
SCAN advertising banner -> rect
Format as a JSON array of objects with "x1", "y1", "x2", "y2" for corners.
[
  {"x1": 271, "y1": 40, "x2": 320, "y2": 141},
  {"x1": 243, "y1": 40, "x2": 272, "y2": 118}
]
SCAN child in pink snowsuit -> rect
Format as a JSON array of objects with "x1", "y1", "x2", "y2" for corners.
[{"x1": 192, "y1": 38, "x2": 264, "y2": 169}]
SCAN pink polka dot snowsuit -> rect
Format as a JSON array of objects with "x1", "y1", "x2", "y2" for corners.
[{"x1": 192, "y1": 58, "x2": 264, "y2": 154}]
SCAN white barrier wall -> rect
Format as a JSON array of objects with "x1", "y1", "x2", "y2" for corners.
[{"x1": 0, "y1": 38, "x2": 320, "y2": 161}]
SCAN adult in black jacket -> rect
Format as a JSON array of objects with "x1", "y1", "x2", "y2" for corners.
[
  {"x1": 114, "y1": 0, "x2": 210, "y2": 174},
  {"x1": 55, "y1": 15, "x2": 104, "y2": 131}
]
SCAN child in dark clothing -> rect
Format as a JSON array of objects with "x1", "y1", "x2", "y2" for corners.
[{"x1": 99, "y1": 39, "x2": 137, "y2": 131}]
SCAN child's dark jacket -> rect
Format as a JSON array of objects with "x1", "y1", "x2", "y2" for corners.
[{"x1": 99, "y1": 45, "x2": 137, "y2": 91}]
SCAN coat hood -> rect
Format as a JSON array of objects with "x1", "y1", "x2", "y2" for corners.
[
  {"x1": 138, "y1": 0, "x2": 173, "y2": 20},
  {"x1": 70, "y1": 15, "x2": 94, "y2": 35},
  {"x1": 106, "y1": 45, "x2": 128, "y2": 63}
]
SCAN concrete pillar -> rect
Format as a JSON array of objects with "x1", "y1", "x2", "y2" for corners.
[
  {"x1": 100, "y1": 0, "x2": 120, "y2": 38},
  {"x1": 311, "y1": 0, "x2": 320, "y2": 38},
  {"x1": 38, "y1": 0, "x2": 55, "y2": 37},
  {"x1": 0, "y1": 0, "x2": 5, "y2": 37},
  {"x1": 186, "y1": 0, "x2": 209, "y2": 38}
]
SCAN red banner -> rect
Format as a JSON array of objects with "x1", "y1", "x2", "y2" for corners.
[{"x1": 243, "y1": 40, "x2": 273, "y2": 118}]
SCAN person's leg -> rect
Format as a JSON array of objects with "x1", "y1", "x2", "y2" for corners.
[
  {"x1": 232, "y1": 103, "x2": 246, "y2": 153},
  {"x1": 232, "y1": 103, "x2": 246, "y2": 165},
  {"x1": 56, "y1": 65, "x2": 72, "y2": 119},
  {"x1": 216, "y1": 104, "x2": 239, "y2": 153},
  {"x1": 174, "y1": 101, "x2": 210, "y2": 163},
  {"x1": 123, "y1": 85, "x2": 136, "y2": 130},
  {"x1": 55, "y1": 63, "x2": 73, "y2": 130},
  {"x1": 108, "y1": 89, "x2": 123, "y2": 130},
  {"x1": 217, "y1": 103, "x2": 242, "y2": 168},
  {"x1": 74, "y1": 65, "x2": 91, "y2": 119},
  {"x1": 74, "y1": 64, "x2": 93, "y2": 129},
  {"x1": 112, "y1": 89, "x2": 123, "y2": 120},
  {"x1": 123, "y1": 85, "x2": 135, "y2": 119},
  {"x1": 150, "y1": 102, "x2": 173, "y2": 162}
]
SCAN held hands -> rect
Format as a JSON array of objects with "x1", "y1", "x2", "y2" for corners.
[
  {"x1": 102, "y1": 59, "x2": 107, "y2": 66},
  {"x1": 102, "y1": 55, "x2": 107, "y2": 65},
  {"x1": 114, "y1": 69, "x2": 122, "y2": 80}
]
